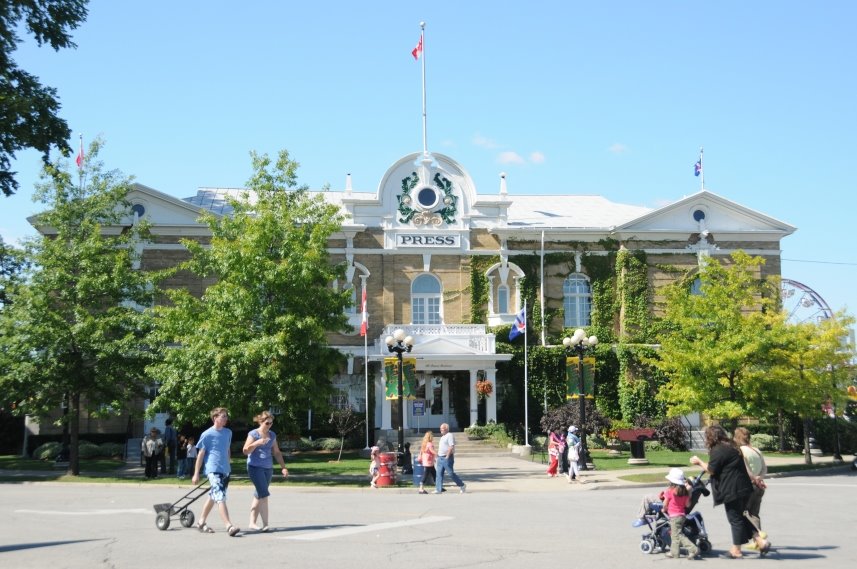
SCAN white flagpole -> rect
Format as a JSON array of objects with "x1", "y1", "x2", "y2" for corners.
[
  {"x1": 540, "y1": 231, "x2": 545, "y2": 347},
  {"x1": 419, "y1": 21, "x2": 428, "y2": 155},
  {"x1": 364, "y1": 329, "x2": 370, "y2": 450},
  {"x1": 77, "y1": 133, "x2": 84, "y2": 191},
  {"x1": 524, "y1": 299, "x2": 530, "y2": 447},
  {"x1": 699, "y1": 147, "x2": 705, "y2": 191}
]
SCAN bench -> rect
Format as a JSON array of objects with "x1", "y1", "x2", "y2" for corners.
[{"x1": 616, "y1": 428, "x2": 657, "y2": 465}]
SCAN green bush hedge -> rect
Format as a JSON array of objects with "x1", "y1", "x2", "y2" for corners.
[{"x1": 33, "y1": 441, "x2": 61, "y2": 460}]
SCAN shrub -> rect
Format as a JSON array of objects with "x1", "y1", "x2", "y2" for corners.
[
  {"x1": 751, "y1": 433, "x2": 799, "y2": 452},
  {"x1": 33, "y1": 441, "x2": 61, "y2": 460},
  {"x1": 465, "y1": 422, "x2": 515, "y2": 446},
  {"x1": 98, "y1": 442, "x2": 125, "y2": 458},
  {"x1": 655, "y1": 417, "x2": 689, "y2": 452},
  {"x1": 315, "y1": 437, "x2": 341, "y2": 451},
  {"x1": 77, "y1": 442, "x2": 101, "y2": 459},
  {"x1": 464, "y1": 425, "x2": 490, "y2": 440}
]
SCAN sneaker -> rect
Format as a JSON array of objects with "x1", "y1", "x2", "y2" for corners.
[
  {"x1": 631, "y1": 519, "x2": 647, "y2": 528},
  {"x1": 418, "y1": 489, "x2": 427, "y2": 494},
  {"x1": 459, "y1": 484, "x2": 467, "y2": 494},
  {"x1": 432, "y1": 490, "x2": 442, "y2": 494},
  {"x1": 664, "y1": 553, "x2": 674, "y2": 558}
]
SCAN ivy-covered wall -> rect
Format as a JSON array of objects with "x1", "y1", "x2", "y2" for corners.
[{"x1": 471, "y1": 242, "x2": 676, "y2": 430}]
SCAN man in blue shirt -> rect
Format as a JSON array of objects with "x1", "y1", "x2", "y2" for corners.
[{"x1": 192, "y1": 407, "x2": 240, "y2": 536}]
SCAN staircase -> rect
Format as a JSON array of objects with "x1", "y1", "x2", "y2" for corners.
[
  {"x1": 403, "y1": 432, "x2": 510, "y2": 458},
  {"x1": 688, "y1": 430, "x2": 706, "y2": 452}
]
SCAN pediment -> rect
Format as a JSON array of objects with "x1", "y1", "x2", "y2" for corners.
[
  {"x1": 412, "y1": 335, "x2": 486, "y2": 356},
  {"x1": 125, "y1": 183, "x2": 210, "y2": 228},
  {"x1": 614, "y1": 190, "x2": 796, "y2": 240}
]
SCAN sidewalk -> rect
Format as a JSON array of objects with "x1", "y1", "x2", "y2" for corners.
[{"x1": 2, "y1": 452, "x2": 851, "y2": 492}]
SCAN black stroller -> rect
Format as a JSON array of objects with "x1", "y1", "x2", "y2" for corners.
[
  {"x1": 153, "y1": 479, "x2": 210, "y2": 530},
  {"x1": 638, "y1": 471, "x2": 712, "y2": 555}
]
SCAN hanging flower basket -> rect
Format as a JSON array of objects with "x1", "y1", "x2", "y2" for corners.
[{"x1": 475, "y1": 379, "x2": 493, "y2": 400}]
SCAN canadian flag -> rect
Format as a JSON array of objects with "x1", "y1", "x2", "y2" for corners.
[
  {"x1": 359, "y1": 287, "x2": 368, "y2": 336},
  {"x1": 411, "y1": 34, "x2": 423, "y2": 60},
  {"x1": 75, "y1": 137, "x2": 84, "y2": 169}
]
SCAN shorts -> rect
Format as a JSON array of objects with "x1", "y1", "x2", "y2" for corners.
[
  {"x1": 248, "y1": 465, "x2": 273, "y2": 499},
  {"x1": 206, "y1": 472, "x2": 231, "y2": 503}
]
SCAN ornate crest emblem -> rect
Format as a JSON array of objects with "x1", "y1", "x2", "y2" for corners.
[{"x1": 397, "y1": 172, "x2": 458, "y2": 225}]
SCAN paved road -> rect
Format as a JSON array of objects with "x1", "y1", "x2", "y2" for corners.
[{"x1": 1, "y1": 466, "x2": 854, "y2": 569}]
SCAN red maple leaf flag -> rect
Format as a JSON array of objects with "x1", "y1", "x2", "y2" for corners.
[
  {"x1": 360, "y1": 287, "x2": 368, "y2": 336},
  {"x1": 75, "y1": 137, "x2": 84, "y2": 169},
  {"x1": 412, "y1": 34, "x2": 423, "y2": 60}
]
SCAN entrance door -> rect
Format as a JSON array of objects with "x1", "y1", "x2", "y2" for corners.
[{"x1": 409, "y1": 375, "x2": 446, "y2": 432}]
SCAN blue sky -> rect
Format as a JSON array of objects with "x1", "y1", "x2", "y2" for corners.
[{"x1": 3, "y1": 1, "x2": 856, "y2": 318}]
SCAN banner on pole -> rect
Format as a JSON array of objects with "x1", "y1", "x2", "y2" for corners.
[
  {"x1": 566, "y1": 356, "x2": 595, "y2": 399},
  {"x1": 384, "y1": 357, "x2": 418, "y2": 400}
]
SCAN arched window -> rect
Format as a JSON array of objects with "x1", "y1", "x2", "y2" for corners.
[
  {"x1": 497, "y1": 284, "x2": 509, "y2": 314},
  {"x1": 690, "y1": 277, "x2": 703, "y2": 296},
  {"x1": 411, "y1": 274, "x2": 442, "y2": 324},
  {"x1": 563, "y1": 273, "x2": 591, "y2": 328},
  {"x1": 345, "y1": 284, "x2": 357, "y2": 314}
]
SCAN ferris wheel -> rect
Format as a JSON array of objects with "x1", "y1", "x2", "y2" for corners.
[{"x1": 781, "y1": 278, "x2": 833, "y2": 324}]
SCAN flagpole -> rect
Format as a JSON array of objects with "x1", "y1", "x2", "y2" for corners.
[
  {"x1": 77, "y1": 133, "x2": 84, "y2": 191},
  {"x1": 360, "y1": 280, "x2": 370, "y2": 449},
  {"x1": 419, "y1": 21, "x2": 427, "y2": 156},
  {"x1": 699, "y1": 146, "x2": 704, "y2": 191},
  {"x1": 540, "y1": 231, "x2": 545, "y2": 347},
  {"x1": 364, "y1": 328, "x2": 370, "y2": 450},
  {"x1": 524, "y1": 299, "x2": 530, "y2": 447}
]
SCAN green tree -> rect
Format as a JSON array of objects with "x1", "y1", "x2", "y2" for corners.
[
  {"x1": 0, "y1": 139, "x2": 155, "y2": 475},
  {"x1": 0, "y1": 0, "x2": 89, "y2": 197},
  {"x1": 0, "y1": 236, "x2": 27, "y2": 306},
  {"x1": 651, "y1": 252, "x2": 778, "y2": 422},
  {"x1": 758, "y1": 313, "x2": 854, "y2": 463},
  {"x1": 148, "y1": 150, "x2": 350, "y2": 426}
]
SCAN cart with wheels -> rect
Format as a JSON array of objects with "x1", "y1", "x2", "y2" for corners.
[{"x1": 153, "y1": 479, "x2": 210, "y2": 531}]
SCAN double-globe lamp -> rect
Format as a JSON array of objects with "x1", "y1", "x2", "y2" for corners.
[
  {"x1": 562, "y1": 329, "x2": 598, "y2": 471},
  {"x1": 385, "y1": 329, "x2": 414, "y2": 458}
]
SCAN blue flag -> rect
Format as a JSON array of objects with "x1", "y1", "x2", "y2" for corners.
[
  {"x1": 694, "y1": 159, "x2": 702, "y2": 177},
  {"x1": 509, "y1": 307, "x2": 527, "y2": 341}
]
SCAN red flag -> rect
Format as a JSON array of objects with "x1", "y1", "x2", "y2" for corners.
[
  {"x1": 359, "y1": 287, "x2": 368, "y2": 336},
  {"x1": 411, "y1": 34, "x2": 423, "y2": 60},
  {"x1": 75, "y1": 137, "x2": 84, "y2": 169}
]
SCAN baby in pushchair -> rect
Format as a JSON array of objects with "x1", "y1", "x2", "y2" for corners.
[{"x1": 632, "y1": 468, "x2": 712, "y2": 556}]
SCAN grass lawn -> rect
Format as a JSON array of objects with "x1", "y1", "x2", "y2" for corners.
[
  {"x1": 0, "y1": 455, "x2": 126, "y2": 472},
  {"x1": 0, "y1": 450, "x2": 378, "y2": 485}
]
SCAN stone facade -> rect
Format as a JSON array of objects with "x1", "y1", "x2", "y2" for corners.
[{"x1": 37, "y1": 152, "x2": 795, "y2": 438}]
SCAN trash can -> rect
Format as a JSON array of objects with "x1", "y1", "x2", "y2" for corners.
[
  {"x1": 412, "y1": 457, "x2": 423, "y2": 486},
  {"x1": 377, "y1": 452, "x2": 398, "y2": 487},
  {"x1": 412, "y1": 456, "x2": 435, "y2": 487}
]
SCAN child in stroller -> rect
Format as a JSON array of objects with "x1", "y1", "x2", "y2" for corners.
[{"x1": 633, "y1": 469, "x2": 712, "y2": 556}]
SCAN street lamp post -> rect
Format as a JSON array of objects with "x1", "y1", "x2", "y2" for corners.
[
  {"x1": 563, "y1": 329, "x2": 598, "y2": 471},
  {"x1": 386, "y1": 328, "x2": 414, "y2": 458}
]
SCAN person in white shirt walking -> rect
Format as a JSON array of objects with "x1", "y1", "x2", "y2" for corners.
[{"x1": 434, "y1": 423, "x2": 466, "y2": 494}]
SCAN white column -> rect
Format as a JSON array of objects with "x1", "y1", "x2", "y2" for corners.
[
  {"x1": 469, "y1": 369, "x2": 479, "y2": 427},
  {"x1": 379, "y1": 370, "x2": 391, "y2": 430},
  {"x1": 486, "y1": 368, "x2": 498, "y2": 423}
]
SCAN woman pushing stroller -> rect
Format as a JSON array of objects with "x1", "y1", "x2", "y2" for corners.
[{"x1": 691, "y1": 425, "x2": 771, "y2": 558}]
